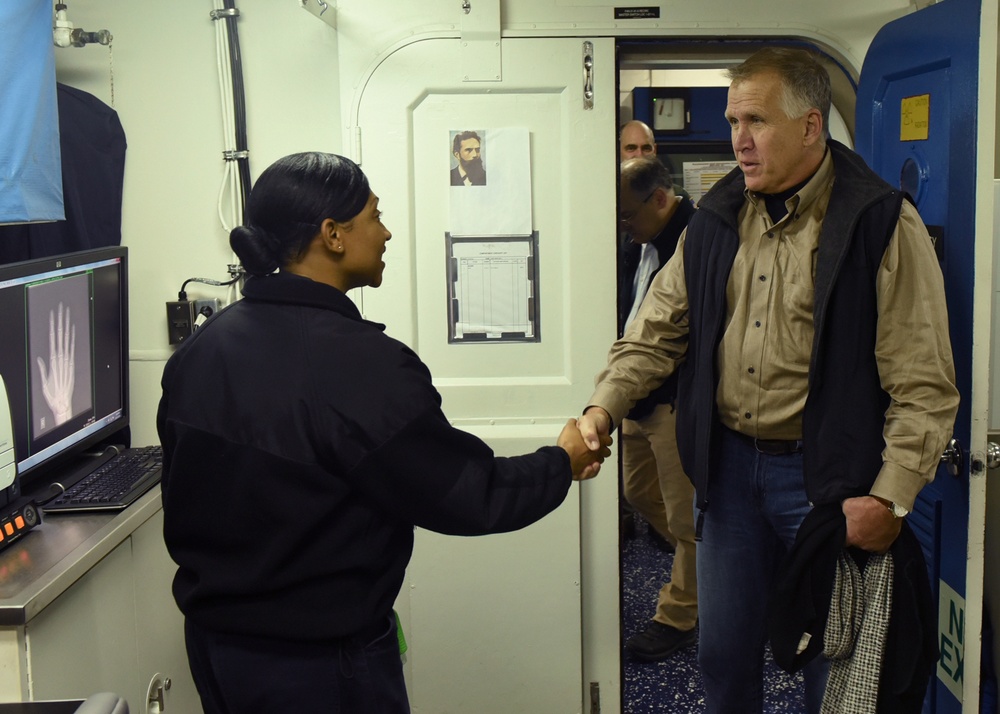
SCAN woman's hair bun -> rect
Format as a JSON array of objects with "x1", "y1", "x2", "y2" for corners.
[{"x1": 230, "y1": 224, "x2": 280, "y2": 276}]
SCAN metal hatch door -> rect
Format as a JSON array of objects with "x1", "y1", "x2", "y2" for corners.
[
  {"x1": 354, "y1": 36, "x2": 618, "y2": 713},
  {"x1": 855, "y1": 0, "x2": 996, "y2": 709}
]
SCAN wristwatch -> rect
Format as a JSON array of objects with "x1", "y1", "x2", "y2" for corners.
[{"x1": 873, "y1": 496, "x2": 909, "y2": 519}]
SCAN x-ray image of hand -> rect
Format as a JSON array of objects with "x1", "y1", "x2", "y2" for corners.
[{"x1": 37, "y1": 303, "x2": 76, "y2": 426}]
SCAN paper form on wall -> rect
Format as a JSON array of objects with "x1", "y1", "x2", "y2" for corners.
[
  {"x1": 683, "y1": 160, "x2": 738, "y2": 204},
  {"x1": 447, "y1": 235, "x2": 538, "y2": 342}
]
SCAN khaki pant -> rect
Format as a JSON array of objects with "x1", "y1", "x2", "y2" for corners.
[{"x1": 621, "y1": 403, "x2": 698, "y2": 631}]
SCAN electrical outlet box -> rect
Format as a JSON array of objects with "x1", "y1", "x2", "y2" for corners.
[
  {"x1": 194, "y1": 298, "x2": 222, "y2": 320},
  {"x1": 166, "y1": 300, "x2": 196, "y2": 345}
]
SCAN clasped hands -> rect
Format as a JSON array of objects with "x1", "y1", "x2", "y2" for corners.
[{"x1": 558, "y1": 409, "x2": 613, "y2": 481}]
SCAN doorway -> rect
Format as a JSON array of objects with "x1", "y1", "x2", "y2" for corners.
[{"x1": 613, "y1": 38, "x2": 868, "y2": 713}]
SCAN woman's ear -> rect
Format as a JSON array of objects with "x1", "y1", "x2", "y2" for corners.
[{"x1": 320, "y1": 218, "x2": 343, "y2": 253}]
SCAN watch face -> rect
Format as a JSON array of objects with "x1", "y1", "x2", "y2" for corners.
[{"x1": 891, "y1": 503, "x2": 909, "y2": 518}]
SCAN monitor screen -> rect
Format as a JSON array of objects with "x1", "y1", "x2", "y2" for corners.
[{"x1": 0, "y1": 246, "x2": 128, "y2": 491}]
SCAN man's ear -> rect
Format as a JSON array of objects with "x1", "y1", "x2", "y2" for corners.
[
  {"x1": 652, "y1": 186, "x2": 672, "y2": 209},
  {"x1": 803, "y1": 108, "x2": 824, "y2": 146}
]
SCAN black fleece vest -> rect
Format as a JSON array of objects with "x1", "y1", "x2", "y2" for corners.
[{"x1": 676, "y1": 141, "x2": 905, "y2": 511}]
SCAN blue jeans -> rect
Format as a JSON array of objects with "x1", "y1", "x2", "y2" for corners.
[
  {"x1": 696, "y1": 428, "x2": 828, "y2": 714},
  {"x1": 184, "y1": 615, "x2": 409, "y2": 713}
]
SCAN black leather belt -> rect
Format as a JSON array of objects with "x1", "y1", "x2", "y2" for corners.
[{"x1": 728, "y1": 428, "x2": 803, "y2": 456}]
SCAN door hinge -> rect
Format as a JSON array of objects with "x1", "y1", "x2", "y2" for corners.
[
  {"x1": 590, "y1": 681, "x2": 601, "y2": 713},
  {"x1": 460, "y1": 0, "x2": 501, "y2": 82}
]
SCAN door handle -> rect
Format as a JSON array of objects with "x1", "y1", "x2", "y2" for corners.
[
  {"x1": 940, "y1": 438, "x2": 963, "y2": 477},
  {"x1": 146, "y1": 673, "x2": 171, "y2": 713},
  {"x1": 987, "y1": 441, "x2": 1000, "y2": 470}
]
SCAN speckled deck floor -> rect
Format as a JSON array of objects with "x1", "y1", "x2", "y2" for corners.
[{"x1": 621, "y1": 514, "x2": 806, "y2": 713}]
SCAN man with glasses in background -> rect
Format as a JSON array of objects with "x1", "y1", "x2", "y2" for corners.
[{"x1": 616, "y1": 154, "x2": 699, "y2": 662}]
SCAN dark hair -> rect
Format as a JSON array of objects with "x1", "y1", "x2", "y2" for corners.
[
  {"x1": 726, "y1": 47, "x2": 831, "y2": 138},
  {"x1": 230, "y1": 152, "x2": 371, "y2": 276},
  {"x1": 452, "y1": 130, "x2": 482, "y2": 154},
  {"x1": 620, "y1": 156, "x2": 672, "y2": 197}
]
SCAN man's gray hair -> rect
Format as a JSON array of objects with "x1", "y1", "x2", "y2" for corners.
[{"x1": 726, "y1": 47, "x2": 831, "y2": 137}]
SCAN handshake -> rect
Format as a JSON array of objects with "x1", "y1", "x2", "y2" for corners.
[{"x1": 558, "y1": 407, "x2": 614, "y2": 481}]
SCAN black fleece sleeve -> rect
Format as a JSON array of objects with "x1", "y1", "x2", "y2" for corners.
[{"x1": 346, "y1": 405, "x2": 573, "y2": 536}]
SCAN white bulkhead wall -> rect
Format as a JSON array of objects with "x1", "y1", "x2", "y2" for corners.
[
  {"x1": 49, "y1": 0, "x2": 346, "y2": 448},
  {"x1": 45, "y1": 0, "x2": 918, "y2": 454},
  {"x1": 47, "y1": 1, "x2": 944, "y2": 712}
]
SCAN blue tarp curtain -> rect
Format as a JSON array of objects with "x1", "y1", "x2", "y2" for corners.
[{"x1": 0, "y1": 0, "x2": 64, "y2": 223}]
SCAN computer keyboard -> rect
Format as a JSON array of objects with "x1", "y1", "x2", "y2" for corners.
[{"x1": 42, "y1": 445, "x2": 164, "y2": 513}]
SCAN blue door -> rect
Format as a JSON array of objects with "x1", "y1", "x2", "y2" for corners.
[{"x1": 856, "y1": 0, "x2": 989, "y2": 710}]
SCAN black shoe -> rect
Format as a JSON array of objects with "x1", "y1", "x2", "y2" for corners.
[
  {"x1": 625, "y1": 621, "x2": 697, "y2": 662},
  {"x1": 621, "y1": 510, "x2": 636, "y2": 540}
]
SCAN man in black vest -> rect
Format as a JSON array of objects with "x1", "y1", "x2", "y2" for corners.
[
  {"x1": 616, "y1": 156, "x2": 699, "y2": 661},
  {"x1": 581, "y1": 48, "x2": 958, "y2": 713}
]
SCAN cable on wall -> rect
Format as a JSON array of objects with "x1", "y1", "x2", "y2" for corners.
[
  {"x1": 163, "y1": 1, "x2": 250, "y2": 345},
  {"x1": 210, "y1": 0, "x2": 251, "y2": 301}
]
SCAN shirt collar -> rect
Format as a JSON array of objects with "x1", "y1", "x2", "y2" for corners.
[{"x1": 745, "y1": 146, "x2": 834, "y2": 223}]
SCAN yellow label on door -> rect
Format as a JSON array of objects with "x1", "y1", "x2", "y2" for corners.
[
  {"x1": 901, "y1": 94, "x2": 931, "y2": 141},
  {"x1": 938, "y1": 579, "x2": 965, "y2": 701}
]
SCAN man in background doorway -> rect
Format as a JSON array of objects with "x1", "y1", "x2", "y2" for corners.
[
  {"x1": 450, "y1": 130, "x2": 487, "y2": 186},
  {"x1": 618, "y1": 119, "x2": 674, "y2": 550},
  {"x1": 620, "y1": 119, "x2": 657, "y2": 160},
  {"x1": 616, "y1": 154, "x2": 699, "y2": 662},
  {"x1": 620, "y1": 119, "x2": 688, "y2": 202}
]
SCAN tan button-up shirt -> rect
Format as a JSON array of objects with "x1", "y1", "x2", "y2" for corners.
[{"x1": 590, "y1": 149, "x2": 959, "y2": 511}]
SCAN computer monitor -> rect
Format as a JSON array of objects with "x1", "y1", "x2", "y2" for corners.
[{"x1": 0, "y1": 246, "x2": 129, "y2": 497}]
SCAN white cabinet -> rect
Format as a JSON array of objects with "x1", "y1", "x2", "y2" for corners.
[
  {"x1": 132, "y1": 510, "x2": 199, "y2": 714},
  {"x1": 25, "y1": 539, "x2": 140, "y2": 703},
  {"x1": 0, "y1": 497, "x2": 200, "y2": 713}
]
